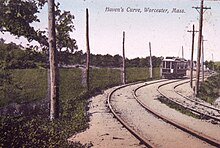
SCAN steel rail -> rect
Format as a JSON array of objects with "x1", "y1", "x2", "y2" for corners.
[
  {"x1": 107, "y1": 81, "x2": 156, "y2": 148},
  {"x1": 173, "y1": 80, "x2": 220, "y2": 113},
  {"x1": 133, "y1": 79, "x2": 220, "y2": 147},
  {"x1": 152, "y1": 81, "x2": 220, "y2": 147},
  {"x1": 157, "y1": 80, "x2": 220, "y2": 122}
]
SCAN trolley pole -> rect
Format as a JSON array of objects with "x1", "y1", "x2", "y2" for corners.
[
  {"x1": 149, "y1": 42, "x2": 153, "y2": 79},
  {"x1": 182, "y1": 46, "x2": 184, "y2": 59},
  {"x1": 187, "y1": 24, "x2": 198, "y2": 88}
]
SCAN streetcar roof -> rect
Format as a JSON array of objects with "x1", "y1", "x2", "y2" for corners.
[{"x1": 163, "y1": 57, "x2": 187, "y2": 62}]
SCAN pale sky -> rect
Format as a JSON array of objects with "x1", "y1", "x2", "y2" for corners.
[{"x1": 1, "y1": 0, "x2": 220, "y2": 61}]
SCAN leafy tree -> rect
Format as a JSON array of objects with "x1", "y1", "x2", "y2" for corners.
[
  {"x1": 56, "y1": 9, "x2": 78, "y2": 53},
  {"x1": 113, "y1": 54, "x2": 122, "y2": 67},
  {"x1": 0, "y1": 0, "x2": 78, "y2": 65},
  {"x1": 0, "y1": 0, "x2": 48, "y2": 46}
]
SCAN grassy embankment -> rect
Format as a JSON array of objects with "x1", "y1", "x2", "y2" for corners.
[
  {"x1": 198, "y1": 73, "x2": 220, "y2": 104},
  {"x1": 0, "y1": 67, "x2": 160, "y2": 147}
]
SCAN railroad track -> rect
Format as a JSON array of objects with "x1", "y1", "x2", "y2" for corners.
[
  {"x1": 158, "y1": 79, "x2": 220, "y2": 122},
  {"x1": 174, "y1": 80, "x2": 220, "y2": 114},
  {"x1": 107, "y1": 79, "x2": 220, "y2": 147},
  {"x1": 107, "y1": 81, "x2": 156, "y2": 148}
]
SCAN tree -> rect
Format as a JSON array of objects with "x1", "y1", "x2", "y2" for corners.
[
  {"x1": 56, "y1": 9, "x2": 78, "y2": 53},
  {"x1": 0, "y1": 0, "x2": 48, "y2": 46},
  {"x1": 0, "y1": 0, "x2": 78, "y2": 64},
  {"x1": 0, "y1": 0, "x2": 78, "y2": 120}
]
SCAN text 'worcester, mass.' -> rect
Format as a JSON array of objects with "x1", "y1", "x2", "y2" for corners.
[{"x1": 105, "y1": 7, "x2": 185, "y2": 14}]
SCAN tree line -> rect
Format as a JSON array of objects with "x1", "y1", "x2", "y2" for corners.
[
  {"x1": 1, "y1": 40, "x2": 218, "y2": 70},
  {"x1": 0, "y1": 41, "x2": 163, "y2": 69}
]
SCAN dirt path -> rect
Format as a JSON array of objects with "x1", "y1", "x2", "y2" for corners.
[{"x1": 68, "y1": 87, "x2": 144, "y2": 148}]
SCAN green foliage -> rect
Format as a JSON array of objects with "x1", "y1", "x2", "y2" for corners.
[
  {"x1": 0, "y1": 0, "x2": 47, "y2": 45},
  {"x1": 0, "y1": 42, "x2": 47, "y2": 69},
  {"x1": 126, "y1": 56, "x2": 162, "y2": 68},
  {"x1": 0, "y1": 98, "x2": 87, "y2": 147},
  {"x1": 56, "y1": 10, "x2": 78, "y2": 53},
  {"x1": 0, "y1": 67, "x2": 160, "y2": 147},
  {"x1": 157, "y1": 96, "x2": 201, "y2": 119},
  {"x1": 198, "y1": 73, "x2": 220, "y2": 104},
  {"x1": 71, "y1": 50, "x2": 162, "y2": 68}
]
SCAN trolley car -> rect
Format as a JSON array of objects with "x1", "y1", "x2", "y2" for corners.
[{"x1": 162, "y1": 57, "x2": 188, "y2": 78}]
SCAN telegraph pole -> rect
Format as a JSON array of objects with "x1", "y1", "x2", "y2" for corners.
[
  {"x1": 193, "y1": 0, "x2": 211, "y2": 96},
  {"x1": 122, "y1": 32, "x2": 126, "y2": 84},
  {"x1": 202, "y1": 35, "x2": 207, "y2": 82},
  {"x1": 149, "y1": 42, "x2": 153, "y2": 79},
  {"x1": 86, "y1": 8, "x2": 90, "y2": 91},
  {"x1": 187, "y1": 24, "x2": 198, "y2": 88}
]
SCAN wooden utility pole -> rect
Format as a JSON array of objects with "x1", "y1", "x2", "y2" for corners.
[
  {"x1": 187, "y1": 24, "x2": 198, "y2": 88},
  {"x1": 48, "y1": 0, "x2": 59, "y2": 120},
  {"x1": 202, "y1": 36, "x2": 207, "y2": 82},
  {"x1": 195, "y1": 0, "x2": 203, "y2": 96},
  {"x1": 193, "y1": 0, "x2": 211, "y2": 96},
  {"x1": 122, "y1": 32, "x2": 126, "y2": 84},
  {"x1": 149, "y1": 42, "x2": 153, "y2": 79},
  {"x1": 86, "y1": 8, "x2": 90, "y2": 91}
]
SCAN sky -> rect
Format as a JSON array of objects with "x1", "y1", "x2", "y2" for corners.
[{"x1": 1, "y1": 0, "x2": 220, "y2": 61}]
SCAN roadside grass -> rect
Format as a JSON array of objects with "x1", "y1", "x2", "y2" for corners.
[
  {"x1": 1, "y1": 67, "x2": 160, "y2": 147},
  {"x1": 59, "y1": 68, "x2": 85, "y2": 102},
  {"x1": 198, "y1": 73, "x2": 220, "y2": 104},
  {"x1": 126, "y1": 67, "x2": 160, "y2": 82},
  {"x1": 0, "y1": 69, "x2": 47, "y2": 107},
  {"x1": 90, "y1": 68, "x2": 121, "y2": 91}
]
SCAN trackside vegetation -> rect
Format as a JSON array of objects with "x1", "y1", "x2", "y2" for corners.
[
  {"x1": 0, "y1": 67, "x2": 160, "y2": 147},
  {"x1": 198, "y1": 73, "x2": 220, "y2": 104}
]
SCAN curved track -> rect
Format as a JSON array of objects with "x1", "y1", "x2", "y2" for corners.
[
  {"x1": 157, "y1": 79, "x2": 220, "y2": 122},
  {"x1": 174, "y1": 80, "x2": 220, "y2": 113},
  {"x1": 108, "y1": 82, "x2": 156, "y2": 148},
  {"x1": 108, "y1": 79, "x2": 220, "y2": 147}
]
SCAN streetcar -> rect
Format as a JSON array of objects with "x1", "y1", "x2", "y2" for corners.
[{"x1": 162, "y1": 57, "x2": 188, "y2": 78}]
